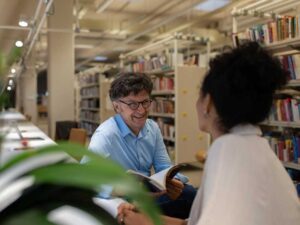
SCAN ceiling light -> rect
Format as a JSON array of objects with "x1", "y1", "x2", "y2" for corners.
[
  {"x1": 15, "y1": 40, "x2": 23, "y2": 47},
  {"x1": 18, "y1": 15, "x2": 29, "y2": 27},
  {"x1": 8, "y1": 79, "x2": 14, "y2": 86},
  {"x1": 96, "y1": 0, "x2": 114, "y2": 13},
  {"x1": 11, "y1": 68, "x2": 16, "y2": 73},
  {"x1": 75, "y1": 44, "x2": 94, "y2": 49},
  {"x1": 7, "y1": 86, "x2": 12, "y2": 91},
  {"x1": 94, "y1": 56, "x2": 108, "y2": 61},
  {"x1": 195, "y1": 0, "x2": 229, "y2": 12},
  {"x1": 18, "y1": 20, "x2": 28, "y2": 27}
]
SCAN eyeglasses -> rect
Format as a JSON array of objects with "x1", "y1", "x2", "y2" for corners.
[{"x1": 118, "y1": 99, "x2": 153, "y2": 110}]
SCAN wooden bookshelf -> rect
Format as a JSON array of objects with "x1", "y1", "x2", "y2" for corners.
[{"x1": 233, "y1": 8, "x2": 300, "y2": 173}]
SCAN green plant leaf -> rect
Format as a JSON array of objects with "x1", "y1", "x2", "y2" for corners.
[{"x1": 0, "y1": 142, "x2": 162, "y2": 225}]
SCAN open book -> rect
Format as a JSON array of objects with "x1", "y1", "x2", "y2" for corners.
[
  {"x1": 93, "y1": 197, "x2": 126, "y2": 218},
  {"x1": 127, "y1": 163, "x2": 186, "y2": 192}
]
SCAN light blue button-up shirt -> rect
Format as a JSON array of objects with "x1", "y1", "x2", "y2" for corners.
[
  {"x1": 83, "y1": 114, "x2": 172, "y2": 176},
  {"x1": 82, "y1": 114, "x2": 187, "y2": 181}
]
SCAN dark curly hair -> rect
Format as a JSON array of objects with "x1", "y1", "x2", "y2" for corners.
[
  {"x1": 109, "y1": 72, "x2": 153, "y2": 101},
  {"x1": 201, "y1": 41, "x2": 287, "y2": 131}
]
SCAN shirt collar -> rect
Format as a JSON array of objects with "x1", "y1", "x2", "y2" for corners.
[
  {"x1": 114, "y1": 114, "x2": 148, "y2": 138},
  {"x1": 229, "y1": 124, "x2": 262, "y2": 136}
]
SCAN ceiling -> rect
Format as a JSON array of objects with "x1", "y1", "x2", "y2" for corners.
[{"x1": 1, "y1": 0, "x2": 298, "y2": 73}]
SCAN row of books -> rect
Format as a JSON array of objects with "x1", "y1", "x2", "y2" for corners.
[
  {"x1": 151, "y1": 77, "x2": 174, "y2": 91},
  {"x1": 124, "y1": 53, "x2": 184, "y2": 73},
  {"x1": 80, "y1": 86, "x2": 99, "y2": 97},
  {"x1": 269, "y1": 98, "x2": 300, "y2": 122},
  {"x1": 154, "y1": 117, "x2": 175, "y2": 140},
  {"x1": 278, "y1": 55, "x2": 300, "y2": 80},
  {"x1": 79, "y1": 122, "x2": 98, "y2": 136},
  {"x1": 80, "y1": 99, "x2": 99, "y2": 108},
  {"x1": 264, "y1": 133, "x2": 300, "y2": 164},
  {"x1": 237, "y1": 15, "x2": 300, "y2": 45},
  {"x1": 150, "y1": 98, "x2": 175, "y2": 114},
  {"x1": 78, "y1": 72, "x2": 99, "y2": 85},
  {"x1": 80, "y1": 111, "x2": 99, "y2": 122}
]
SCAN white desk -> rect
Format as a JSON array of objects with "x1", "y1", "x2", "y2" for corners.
[
  {"x1": 0, "y1": 111, "x2": 26, "y2": 121},
  {"x1": 0, "y1": 111, "x2": 56, "y2": 165}
]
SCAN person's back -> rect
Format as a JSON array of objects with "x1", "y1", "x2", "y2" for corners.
[{"x1": 190, "y1": 124, "x2": 300, "y2": 225}]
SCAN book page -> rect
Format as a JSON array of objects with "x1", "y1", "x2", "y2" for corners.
[
  {"x1": 150, "y1": 167, "x2": 171, "y2": 190},
  {"x1": 93, "y1": 197, "x2": 126, "y2": 218},
  {"x1": 127, "y1": 169, "x2": 165, "y2": 191}
]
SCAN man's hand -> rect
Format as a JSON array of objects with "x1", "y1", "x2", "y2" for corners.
[{"x1": 166, "y1": 178, "x2": 184, "y2": 200}]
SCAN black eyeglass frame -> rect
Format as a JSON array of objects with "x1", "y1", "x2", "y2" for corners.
[{"x1": 118, "y1": 99, "x2": 153, "y2": 110}]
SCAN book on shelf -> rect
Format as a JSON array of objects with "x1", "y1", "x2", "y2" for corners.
[
  {"x1": 233, "y1": 15, "x2": 300, "y2": 47},
  {"x1": 127, "y1": 163, "x2": 186, "y2": 192}
]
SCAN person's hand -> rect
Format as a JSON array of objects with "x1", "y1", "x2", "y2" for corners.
[
  {"x1": 118, "y1": 202, "x2": 136, "y2": 216},
  {"x1": 166, "y1": 178, "x2": 184, "y2": 200},
  {"x1": 117, "y1": 207, "x2": 153, "y2": 225}
]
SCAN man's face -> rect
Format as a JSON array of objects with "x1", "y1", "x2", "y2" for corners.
[{"x1": 113, "y1": 90, "x2": 152, "y2": 135}]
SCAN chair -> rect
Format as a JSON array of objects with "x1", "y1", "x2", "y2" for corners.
[
  {"x1": 55, "y1": 121, "x2": 78, "y2": 141},
  {"x1": 68, "y1": 128, "x2": 87, "y2": 146}
]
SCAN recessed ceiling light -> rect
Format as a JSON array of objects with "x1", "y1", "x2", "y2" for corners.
[
  {"x1": 18, "y1": 20, "x2": 28, "y2": 27},
  {"x1": 15, "y1": 40, "x2": 23, "y2": 47},
  {"x1": 18, "y1": 15, "x2": 29, "y2": 27}
]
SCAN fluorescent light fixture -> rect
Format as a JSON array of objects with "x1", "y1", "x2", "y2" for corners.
[
  {"x1": 15, "y1": 40, "x2": 23, "y2": 47},
  {"x1": 110, "y1": 29, "x2": 119, "y2": 34},
  {"x1": 78, "y1": 7, "x2": 87, "y2": 19},
  {"x1": 11, "y1": 68, "x2": 16, "y2": 73},
  {"x1": 94, "y1": 56, "x2": 108, "y2": 61},
  {"x1": 75, "y1": 44, "x2": 94, "y2": 49},
  {"x1": 96, "y1": 0, "x2": 115, "y2": 13},
  {"x1": 195, "y1": 0, "x2": 229, "y2": 12}
]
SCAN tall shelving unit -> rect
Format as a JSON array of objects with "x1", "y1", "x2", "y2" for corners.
[
  {"x1": 231, "y1": 2, "x2": 300, "y2": 172},
  {"x1": 121, "y1": 35, "x2": 211, "y2": 164},
  {"x1": 76, "y1": 67, "x2": 116, "y2": 137},
  {"x1": 77, "y1": 68, "x2": 101, "y2": 137}
]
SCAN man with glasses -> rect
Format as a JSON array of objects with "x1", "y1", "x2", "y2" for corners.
[{"x1": 82, "y1": 73, "x2": 196, "y2": 219}]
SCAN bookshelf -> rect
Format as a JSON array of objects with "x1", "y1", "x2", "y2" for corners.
[
  {"x1": 232, "y1": 3, "x2": 300, "y2": 173},
  {"x1": 78, "y1": 68, "x2": 100, "y2": 137},
  {"x1": 121, "y1": 35, "x2": 210, "y2": 164}
]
